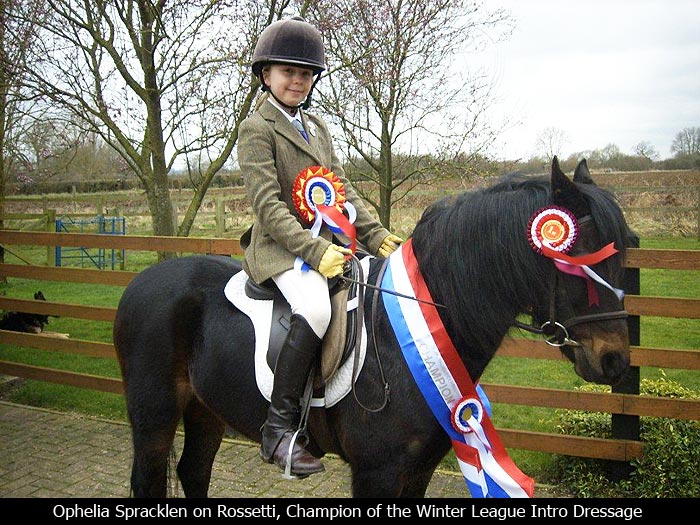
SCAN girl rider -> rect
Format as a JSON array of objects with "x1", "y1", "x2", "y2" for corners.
[{"x1": 237, "y1": 17, "x2": 402, "y2": 477}]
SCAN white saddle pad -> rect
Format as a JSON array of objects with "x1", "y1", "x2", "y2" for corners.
[{"x1": 223, "y1": 258, "x2": 370, "y2": 408}]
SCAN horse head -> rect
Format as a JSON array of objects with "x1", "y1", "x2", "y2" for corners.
[{"x1": 532, "y1": 157, "x2": 631, "y2": 385}]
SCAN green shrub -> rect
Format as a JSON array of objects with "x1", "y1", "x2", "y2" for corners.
[{"x1": 551, "y1": 373, "x2": 700, "y2": 497}]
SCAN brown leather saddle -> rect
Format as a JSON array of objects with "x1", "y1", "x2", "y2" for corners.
[{"x1": 243, "y1": 258, "x2": 363, "y2": 385}]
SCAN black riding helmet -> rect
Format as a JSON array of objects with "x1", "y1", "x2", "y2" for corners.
[{"x1": 251, "y1": 17, "x2": 325, "y2": 110}]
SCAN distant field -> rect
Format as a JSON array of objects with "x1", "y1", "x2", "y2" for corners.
[{"x1": 4, "y1": 169, "x2": 699, "y2": 240}]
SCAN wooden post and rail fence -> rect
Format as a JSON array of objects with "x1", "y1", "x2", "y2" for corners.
[
  {"x1": 0, "y1": 230, "x2": 698, "y2": 468},
  {"x1": 4, "y1": 181, "x2": 700, "y2": 239}
]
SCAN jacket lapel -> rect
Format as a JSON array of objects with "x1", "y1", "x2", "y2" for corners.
[{"x1": 260, "y1": 102, "x2": 322, "y2": 164}]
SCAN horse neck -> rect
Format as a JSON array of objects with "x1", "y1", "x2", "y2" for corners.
[
  {"x1": 416, "y1": 249, "x2": 531, "y2": 381},
  {"x1": 411, "y1": 216, "x2": 549, "y2": 381}
]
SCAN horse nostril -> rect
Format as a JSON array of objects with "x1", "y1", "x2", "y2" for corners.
[{"x1": 601, "y1": 351, "x2": 629, "y2": 383}]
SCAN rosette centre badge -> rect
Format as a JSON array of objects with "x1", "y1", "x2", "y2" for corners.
[
  {"x1": 293, "y1": 166, "x2": 347, "y2": 223},
  {"x1": 527, "y1": 206, "x2": 578, "y2": 254}
]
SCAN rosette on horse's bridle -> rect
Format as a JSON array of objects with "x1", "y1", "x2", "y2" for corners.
[
  {"x1": 292, "y1": 166, "x2": 357, "y2": 271},
  {"x1": 528, "y1": 206, "x2": 623, "y2": 306}
]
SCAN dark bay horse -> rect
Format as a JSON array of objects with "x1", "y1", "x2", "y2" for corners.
[{"x1": 113, "y1": 158, "x2": 632, "y2": 497}]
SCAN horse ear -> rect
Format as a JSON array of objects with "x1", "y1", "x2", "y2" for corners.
[
  {"x1": 551, "y1": 156, "x2": 590, "y2": 216},
  {"x1": 573, "y1": 159, "x2": 595, "y2": 185}
]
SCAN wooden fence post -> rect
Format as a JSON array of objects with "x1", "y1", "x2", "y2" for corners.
[
  {"x1": 215, "y1": 197, "x2": 225, "y2": 236},
  {"x1": 44, "y1": 199, "x2": 56, "y2": 266},
  {"x1": 608, "y1": 232, "x2": 641, "y2": 481},
  {"x1": 696, "y1": 186, "x2": 699, "y2": 240}
]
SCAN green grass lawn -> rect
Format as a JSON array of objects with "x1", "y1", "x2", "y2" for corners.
[{"x1": 0, "y1": 235, "x2": 698, "y2": 482}]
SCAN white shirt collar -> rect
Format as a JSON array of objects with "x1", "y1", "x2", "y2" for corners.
[{"x1": 267, "y1": 97, "x2": 303, "y2": 126}]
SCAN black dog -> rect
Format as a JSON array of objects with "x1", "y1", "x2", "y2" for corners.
[{"x1": 0, "y1": 291, "x2": 50, "y2": 334}]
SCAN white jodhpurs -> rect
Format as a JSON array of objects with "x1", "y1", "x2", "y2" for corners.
[{"x1": 272, "y1": 268, "x2": 331, "y2": 339}]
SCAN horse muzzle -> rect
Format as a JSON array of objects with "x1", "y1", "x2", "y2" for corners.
[{"x1": 565, "y1": 331, "x2": 631, "y2": 386}]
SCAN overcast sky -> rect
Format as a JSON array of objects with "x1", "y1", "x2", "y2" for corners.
[{"x1": 472, "y1": 0, "x2": 700, "y2": 161}]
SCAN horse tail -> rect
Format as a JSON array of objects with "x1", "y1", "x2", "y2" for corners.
[
  {"x1": 167, "y1": 447, "x2": 178, "y2": 497},
  {"x1": 170, "y1": 289, "x2": 205, "y2": 358}
]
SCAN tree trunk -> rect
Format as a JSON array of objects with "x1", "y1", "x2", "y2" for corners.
[
  {"x1": 378, "y1": 122, "x2": 393, "y2": 228},
  {"x1": 177, "y1": 86, "x2": 259, "y2": 237},
  {"x1": 139, "y1": 2, "x2": 175, "y2": 251},
  {"x1": 0, "y1": 75, "x2": 7, "y2": 274}
]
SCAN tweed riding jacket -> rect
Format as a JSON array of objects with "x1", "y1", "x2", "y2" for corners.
[{"x1": 237, "y1": 100, "x2": 391, "y2": 284}]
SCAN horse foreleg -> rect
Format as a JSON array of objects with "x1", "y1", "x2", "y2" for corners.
[
  {"x1": 350, "y1": 466, "x2": 405, "y2": 497},
  {"x1": 399, "y1": 469, "x2": 434, "y2": 497},
  {"x1": 177, "y1": 397, "x2": 225, "y2": 498}
]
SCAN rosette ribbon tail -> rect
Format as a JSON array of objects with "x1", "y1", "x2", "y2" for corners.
[
  {"x1": 541, "y1": 243, "x2": 624, "y2": 306},
  {"x1": 292, "y1": 166, "x2": 356, "y2": 272},
  {"x1": 317, "y1": 203, "x2": 357, "y2": 254}
]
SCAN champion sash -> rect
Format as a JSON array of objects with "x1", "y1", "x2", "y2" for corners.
[{"x1": 381, "y1": 239, "x2": 534, "y2": 498}]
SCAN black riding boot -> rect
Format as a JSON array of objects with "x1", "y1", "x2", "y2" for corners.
[{"x1": 260, "y1": 314, "x2": 325, "y2": 477}]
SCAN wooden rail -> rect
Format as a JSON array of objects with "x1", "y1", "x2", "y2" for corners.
[{"x1": 1, "y1": 230, "x2": 699, "y2": 463}]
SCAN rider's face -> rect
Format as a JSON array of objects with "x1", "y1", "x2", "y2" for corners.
[{"x1": 263, "y1": 64, "x2": 314, "y2": 110}]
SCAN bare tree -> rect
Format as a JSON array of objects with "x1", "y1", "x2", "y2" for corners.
[
  {"x1": 633, "y1": 141, "x2": 659, "y2": 161},
  {"x1": 303, "y1": 0, "x2": 511, "y2": 228},
  {"x1": 535, "y1": 127, "x2": 568, "y2": 164},
  {"x1": 15, "y1": 119, "x2": 79, "y2": 181},
  {"x1": 11, "y1": 0, "x2": 290, "y2": 240},
  {"x1": 671, "y1": 126, "x2": 700, "y2": 157},
  {"x1": 0, "y1": 0, "x2": 47, "y2": 268}
]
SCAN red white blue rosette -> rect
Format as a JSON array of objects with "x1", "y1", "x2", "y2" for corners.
[
  {"x1": 527, "y1": 206, "x2": 578, "y2": 254},
  {"x1": 452, "y1": 396, "x2": 484, "y2": 434},
  {"x1": 292, "y1": 166, "x2": 357, "y2": 271},
  {"x1": 293, "y1": 166, "x2": 347, "y2": 223},
  {"x1": 451, "y1": 394, "x2": 491, "y2": 449}
]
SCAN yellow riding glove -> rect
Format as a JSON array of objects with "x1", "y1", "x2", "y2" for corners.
[
  {"x1": 378, "y1": 234, "x2": 403, "y2": 258},
  {"x1": 318, "y1": 244, "x2": 352, "y2": 278}
]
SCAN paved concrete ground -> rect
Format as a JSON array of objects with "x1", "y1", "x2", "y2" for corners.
[
  {"x1": 0, "y1": 400, "x2": 571, "y2": 499},
  {"x1": 0, "y1": 400, "x2": 475, "y2": 498}
]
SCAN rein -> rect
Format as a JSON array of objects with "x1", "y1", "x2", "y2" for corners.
[
  {"x1": 342, "y1": 255, "x2": 390, "y2": 412},
  {"x1": 338, "y1": 272, "x2": 446, "y2": 308},
  {"x1": 337, "y1": 255, "x2": 445, "y2": 413},
  {"x1": 338, "y1": 217, "x2": 628, "y2": 411}
]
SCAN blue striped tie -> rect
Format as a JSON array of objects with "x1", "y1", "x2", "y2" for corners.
[{"x1": 292, "y1": 119, "x2": 309, "y2": 142}]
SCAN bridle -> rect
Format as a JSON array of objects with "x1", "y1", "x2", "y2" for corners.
[
  {"x1": 514, "y1": 215, "x2": 628, "y2": 348},
  {"x1": 513, "y1": 266, "x2": 628, "y2": 348}
]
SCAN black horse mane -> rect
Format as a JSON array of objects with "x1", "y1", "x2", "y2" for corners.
[{"x1": 410, "y1": 173, "x2": 630, "y2": 377}]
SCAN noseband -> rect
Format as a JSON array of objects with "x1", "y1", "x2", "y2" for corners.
[
  {"x1": 515, "y1": 216, "x2": 628, "y2": 348},
  {"x1": 515, "y1": 267, "x2": 628, "y2": 348}
]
